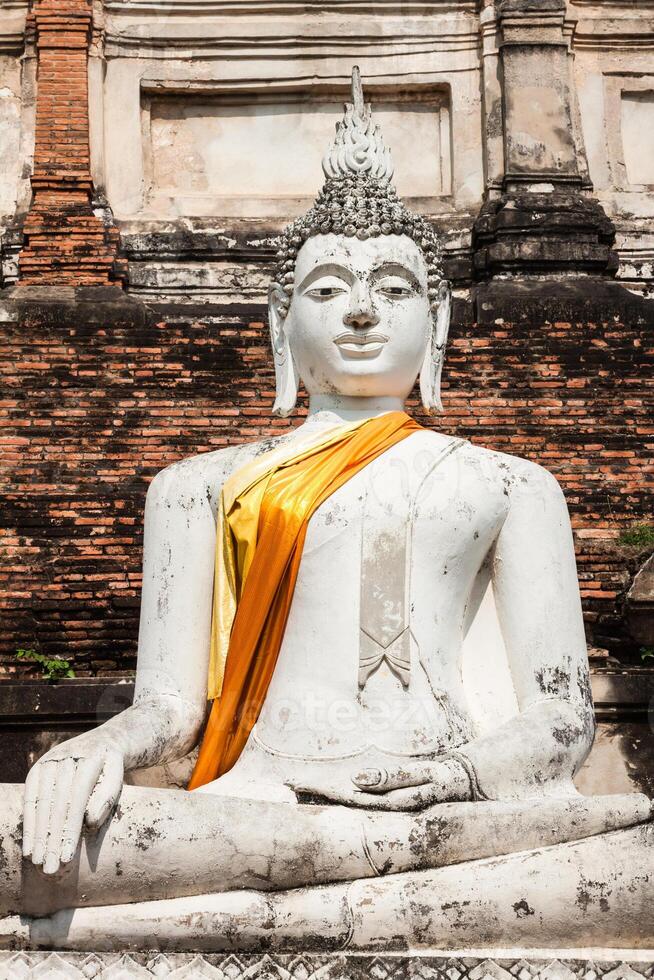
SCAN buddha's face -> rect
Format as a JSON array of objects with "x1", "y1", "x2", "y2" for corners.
[{"x1": 279, "y1": 233, "x2": 433, "y2": 400}]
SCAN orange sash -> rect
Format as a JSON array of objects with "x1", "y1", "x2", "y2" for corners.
[{"x1": 188, "y1": 411, "x2": 421, "y2": 789}]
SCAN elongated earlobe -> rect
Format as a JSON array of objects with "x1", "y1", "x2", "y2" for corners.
[
  {"x1": 268, "y1": 283, "x2": 299, "y2": 417},
  {"x1": 420, "y1": 280, "x2": 451, "y2": 414}
]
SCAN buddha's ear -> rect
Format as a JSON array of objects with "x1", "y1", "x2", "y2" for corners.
[
  {"x1": 419, "y1": 280, "x2": 451, "y2": 414},
  {"x1": 268, "y1": 282, "x2": 299, "y2": 417}
]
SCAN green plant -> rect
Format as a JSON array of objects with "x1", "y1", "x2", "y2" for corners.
[
  {"x1": 640, "y1": 647, "x2": 654, "y2": 663},
  {"x1": 618, "y1": 524, "x2": 654, "y2": 549},
  {"x1": 16, "y1": 648, "x2": 75, "y2": 681}
]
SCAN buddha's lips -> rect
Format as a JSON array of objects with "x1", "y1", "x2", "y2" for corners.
[{"x1": 333, "y1": 332, "x2": 389, "y2": 357}]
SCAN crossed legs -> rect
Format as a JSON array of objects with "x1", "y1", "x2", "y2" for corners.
[{"x1": 2, "y1": 780, "x2": 650, "y2": 908}]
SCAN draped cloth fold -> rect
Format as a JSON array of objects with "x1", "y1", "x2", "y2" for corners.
[{"x1": 188, "y1": 411, "x2": 422, "y2": 790}]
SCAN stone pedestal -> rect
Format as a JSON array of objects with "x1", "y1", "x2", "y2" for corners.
[{"x1": 1, "y1": 950, "x2": 652, "y2": 979}]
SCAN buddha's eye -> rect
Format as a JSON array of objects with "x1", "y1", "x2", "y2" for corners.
[
  {"x1": 305, "y1": 280, "x2": 347, "y2": 300},
  {"x1": 375, "y1": 279, "x2": 414, "y2": 299}
]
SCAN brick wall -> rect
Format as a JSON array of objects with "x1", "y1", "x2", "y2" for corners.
[
  {"x1": 0, "y1": 282, "x2": 652, "y2": 676},
  {"x1": 17, "y1": 0, "x2": 125, "y2": 287}
]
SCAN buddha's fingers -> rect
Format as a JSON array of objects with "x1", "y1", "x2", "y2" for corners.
[
  {"x1": 57, "y1": 760, "x2": 103, "y2": 868},
  {"x1": 22, "y1": 765, "x2": 41, "y2": 859},
  {"x1": 351, "y1": 759, "x2": 471, "y2": 801},
  {"x1": 28, "y1": 761, "x2": 57, "y2": 867},
  {"x1": 85, "y1": 753, "x2": 123, "y2": 831},
  {"x1": 287, "y1": 777, "x2": 442, "y2": 811},
  {"x1": 42, "y1": 757, "x2": 76, "y2": 875},
  {"x1": 352, "y1": 764, "x2": 434, "y2": 793},
  {"x1": 357, "y1": 783, "x2": 445, "y2": 810}
]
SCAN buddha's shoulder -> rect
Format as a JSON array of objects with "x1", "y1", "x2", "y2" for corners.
[
  {"x1": 457, "y1": 439, "x2": 564, "y2": 499},
  {"x1": 145, "y1": 433, "x2": 296, "y2": 509}
]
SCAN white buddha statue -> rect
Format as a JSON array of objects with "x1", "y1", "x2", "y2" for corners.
[{"x1": 0, "y1": 68, "x2": 651, "y2": 952}]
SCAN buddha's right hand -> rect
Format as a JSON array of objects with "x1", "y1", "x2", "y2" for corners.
[{"x1": 22, "y1": 732, "x2": 124, "y2": 876}]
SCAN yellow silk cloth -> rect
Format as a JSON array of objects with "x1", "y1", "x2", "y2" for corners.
[{"x1": 188, "y1": 411, "x2": 422, "y2": 789}]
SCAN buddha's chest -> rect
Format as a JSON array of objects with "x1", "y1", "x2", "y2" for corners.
[
  {"x1": 299, "y1": 433, "x2": 506, "y2": 601},
  {"x1": 272, "y1": 435, "x2": 507, "y2": 682},
  {"x1": 252, "y1": 435, "x2": 508, "y2": 761}
]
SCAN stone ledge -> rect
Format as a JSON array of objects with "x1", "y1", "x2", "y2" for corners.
[
  {"x1": 591, "y1": 668, "x2": 654, "y2": 722},
  {"x1": 471, "y1": 279, "x2": 654, "y2": 327},
  {"x1": 1, "y1": 950, "x2": 653, "y2": 979},
  {"x1": 0, "y1": 671, "x2": 651, "y2": 785},
  {"x1": 0, "y1": 679, "x2": 135, "y2": 782}
]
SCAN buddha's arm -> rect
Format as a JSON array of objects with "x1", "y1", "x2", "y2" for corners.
[
  {"x1": 121, "y1": 460, "x2": 218, "y2": 768},
  {"x1": 23, "y1": 457, "x2": 221, "y2": 873},
  {"x1": 451, "y1": 461, "x2": 594, "y2": 801}
]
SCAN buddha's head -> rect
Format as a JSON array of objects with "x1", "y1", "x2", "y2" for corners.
[{"x1": 268, "y1": 67, "x2": 450, "y2": 417}]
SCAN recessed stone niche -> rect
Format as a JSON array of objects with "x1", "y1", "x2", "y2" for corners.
[
  {"x1": 140, "y1": 88, "x2": 452, "y2": 218},
  {"x1": 621, "y1": 90, "x2": 654, "y2": 187}
]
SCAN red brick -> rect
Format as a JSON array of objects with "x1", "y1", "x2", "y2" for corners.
[{"x1": 17, "y1": 0, "x2": 124, "y2": 288}]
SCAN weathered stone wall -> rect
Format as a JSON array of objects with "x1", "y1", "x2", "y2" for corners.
[
  {"x1": 3, "y1": 1, "x2": 654, "y2": 290},
  {"x1": 1, "y1": 281, "x2": 651, "y2": 676}
]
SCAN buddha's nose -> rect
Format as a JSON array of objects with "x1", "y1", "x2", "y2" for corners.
[{"x1": 343, "y1": 284, "x2": 380, "y2": 328}]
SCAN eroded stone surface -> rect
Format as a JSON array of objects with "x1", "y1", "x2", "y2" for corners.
[
  {"x1": 0, "y1": 952, "x2": 653, "y2": 980},
  {"x1": 4, "y1": 1, "x2": 654, "y2": 288}
]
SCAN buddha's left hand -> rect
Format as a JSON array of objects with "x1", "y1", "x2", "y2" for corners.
[{"x1": 287, "y1": 758, "x2": 472, "y2": 810}]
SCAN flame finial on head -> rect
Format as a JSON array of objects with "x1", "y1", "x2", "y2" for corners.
[
  {"x1": 273, "y1": 66, "x2": 443, "y2": 308},
  {"x1": 322, "y1": 66, "x2": 394, "y2": 182},
  {"x1": 352, "y1": 64, "x2": 364, "y2": 115}
]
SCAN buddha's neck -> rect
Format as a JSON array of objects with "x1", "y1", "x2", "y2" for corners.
[{"x1": 306, "y1": 394, "x2": 405, "y2": 424}]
